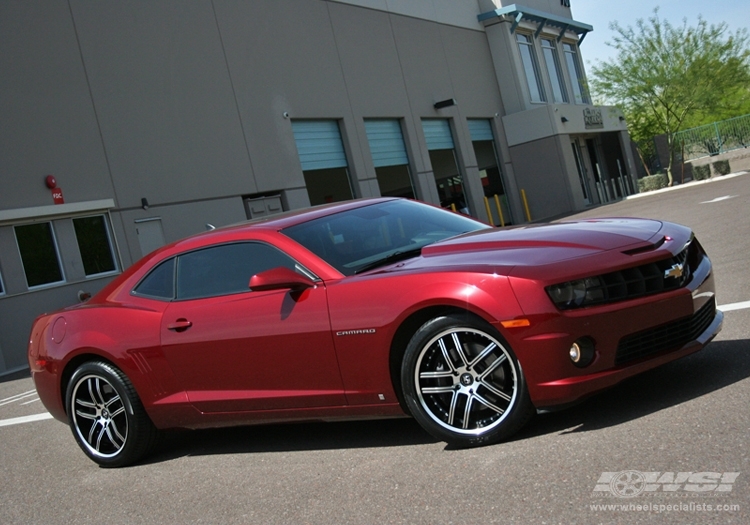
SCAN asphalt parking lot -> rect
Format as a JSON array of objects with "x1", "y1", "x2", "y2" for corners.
[{"x1": 1, "y1": 173, "x2": 749, "y2": 524}]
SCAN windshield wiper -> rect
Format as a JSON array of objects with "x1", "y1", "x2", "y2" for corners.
[{"x1": 354, "y1": 248, "x2": 423, "y2": 274}]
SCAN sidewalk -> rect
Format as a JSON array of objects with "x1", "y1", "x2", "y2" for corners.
[{"x1": 626, "y1": 170, "x2": 749, "y2": 200}]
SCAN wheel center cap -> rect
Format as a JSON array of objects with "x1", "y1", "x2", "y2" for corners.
[{"x1": 459, "y1": 373, "x2": 474, "y2": 386}]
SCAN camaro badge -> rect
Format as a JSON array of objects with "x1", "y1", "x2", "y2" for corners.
[
  {"x1": 664, "y1": 263, "x2": 684, "y2": 279},
  {"x1": 336, "y1": 329, "x2": 376, "y2": 336}
]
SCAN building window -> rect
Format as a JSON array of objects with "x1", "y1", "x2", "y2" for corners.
[
  {"x1": 516, "y1": 33, "x2": 545, "y2": 103},
  {"x1": 364, "y1": 119, "x2": 415, "y2": 199},
  {"x1": 563, "y1": 43, "x2": 589, "y2": 104},
  {"x1": 541, "y1": 39, "x2": 568, "y2": 103},
  {"x1": 73, "y1": 215, "x2": 118, "y2": 277},
  {"x1": 292, "y1": 120, "x2": 354, "y2": 206},
  {"x1": 0, "y1": 269, "x2": 5, "y2": 296},
  {"x1": 14, "y1": 222, "x2": 65, "y2": 288}
]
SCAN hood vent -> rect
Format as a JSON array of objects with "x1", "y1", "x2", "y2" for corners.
[{"x1": 621, "y1": 236, "x2": 666, "y2": 256}]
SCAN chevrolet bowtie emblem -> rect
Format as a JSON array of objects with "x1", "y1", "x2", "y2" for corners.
[{"x1": 664, "y1": 263, "x2": 684, "y2": 279}]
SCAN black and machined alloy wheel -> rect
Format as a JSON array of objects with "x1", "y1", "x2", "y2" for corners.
[
  {"x1": 402, "y1": 314, "x2": 533, "y2": 447},
  {"x1": 65, "y1": 361, "x2": 158, "y2": 467}
]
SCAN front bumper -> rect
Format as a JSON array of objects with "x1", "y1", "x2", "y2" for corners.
[
  {"x1": 531, "y1": 307, "x2": 722, "y2": 410},
  {"x1": 509, "y1": 251, "x2": 722, "y2": 408}
]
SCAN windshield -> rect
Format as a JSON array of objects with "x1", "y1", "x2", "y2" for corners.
[{"x1": 282, "y1": 199, "x2": 489, "y2": 276}]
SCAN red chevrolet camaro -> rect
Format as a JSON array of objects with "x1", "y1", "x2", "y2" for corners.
[{"x1": 28, "y1": 198, "x2": 723, "y2": 466}]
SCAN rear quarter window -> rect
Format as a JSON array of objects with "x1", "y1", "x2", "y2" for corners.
[{"x1": 132, "y1": 258, "x2": 175, "y2": 300}]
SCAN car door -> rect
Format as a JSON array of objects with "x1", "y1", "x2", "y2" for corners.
[{"x1": 160, "y1": 241, "x2": 345, "y2": 413}]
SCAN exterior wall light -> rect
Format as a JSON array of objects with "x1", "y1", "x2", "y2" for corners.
[{"x1": 434, "y1": 98, "x2": 457, "y2": 109}]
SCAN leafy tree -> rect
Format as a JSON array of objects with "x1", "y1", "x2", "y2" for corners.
[{"x1": 590, "y1": 8, "x2": 750, "y2": 184}]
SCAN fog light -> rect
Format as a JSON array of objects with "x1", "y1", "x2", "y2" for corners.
[{"x1": 569, "y1": 337, "x2": 595, "y2": 368}]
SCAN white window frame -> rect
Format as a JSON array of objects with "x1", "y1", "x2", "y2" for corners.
[
  {"x1": 563, "y1": 42, "x2": 589, "y2": 104},
  {"x1": 541, "y1": 38, "x2": 568, "y2": 104},
  {"x1": 516, "y1": 33, "x2": 546, "y2": 104}
]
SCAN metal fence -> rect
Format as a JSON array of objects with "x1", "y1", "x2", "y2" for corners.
[{"x1": 674, "y1": 114, "x2": 750, "y2": 161}]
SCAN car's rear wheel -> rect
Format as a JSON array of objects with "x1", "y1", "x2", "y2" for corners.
[
  {"x1": 402, "y1": 314, "x2": 533, "y2": 446},
  {"x1": 65, "y1": 361, "x2": 158, "y2": 467}
]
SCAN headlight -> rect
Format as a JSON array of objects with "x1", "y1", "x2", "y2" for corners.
[{"x1": 547, "y1": 277, "x2": 605, "y2": 309}]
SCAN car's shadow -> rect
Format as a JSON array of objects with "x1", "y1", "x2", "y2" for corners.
[
  {"x1": 513, "y1": 337, "x2": 750, "y2": 440},
  {"x1": 140, "y1": 338, "x2": 749, "y2": 465}
]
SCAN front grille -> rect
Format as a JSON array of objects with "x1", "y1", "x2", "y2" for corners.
[
  {"x1": 615, "y1": 297, "x2": 716, "y2": 365},
  {"x1": 600, "y1": 245, "x2": 691, "y2": 301},
  {"x1": 547, "y1": 238, "x2": 704, "y2": 310}
]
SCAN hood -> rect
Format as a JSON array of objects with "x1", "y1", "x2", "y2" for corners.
[{"x1": 415, "y1": 218, "x2": 666, "y2": 268}]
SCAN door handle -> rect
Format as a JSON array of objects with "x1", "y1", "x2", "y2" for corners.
[{"x1": 167, "y1": 319, "x2": 193, "y2": 332}]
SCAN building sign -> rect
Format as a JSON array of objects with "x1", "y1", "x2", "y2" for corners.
[
  {"x1": 583, "y1": 107, "x2": 603, "y2": 129},
  {"x1": 51, "y1": 188, "x2": 64, "y2": 204}
]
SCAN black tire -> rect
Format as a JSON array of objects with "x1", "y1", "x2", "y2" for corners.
[
  {"x1": 401, "y1": 314, "x2": 533, "y2": 447},
  {"x1": 65, "y1": 361, "x2": 158, "y2": 467}
]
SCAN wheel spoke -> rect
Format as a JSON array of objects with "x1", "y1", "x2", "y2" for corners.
[
  {"x1": 75, "y1": 398, "x2": 96, "y2": 409},
  {"x1": 478, "y1": 380, "x2": 512, "y2": 403},
  {"x1": 469, "y1": 342, "x2": 497, "y2": 369},
  {"x1": 421, "y1": 385, "x2": 457, "y2": 394},
  {"x1": 438, "y1": 339, "x2": 459, "y2": 374},
  {"x1": 462, "y1": 395, "x2": 474, "y2": 429},
  {"x1": 87, "y1": 420, "x2": 101, "y2": 447},
  {"x1": 75, "y1": 409, "x2": 97, "y2": 421},
  {"x1": 104, "y1": 395, "x2": 121, "y2": 409},
  {"x1": 419, "y1": 370, "x2": 454, "y2": 379},
  {"x1": 472, "y1": 392, "x2": 505, "y2": 415},
  {"x1": 447, "y1": 391, "x2": 459, "y2": 426},
  {"x1": 478, "y1": 353, "x2": 507, "y2": 381},
  {"x1": 109, "y1": 419, "x2": 126, "y2": 444},
  {"x1": 87, "y1": 379, "x2": 100, "y2": 406},
  {"x1": 451, "y1": 333, "x2": 470, "y2": 368},
  {"x1": 95, "y1": 424, "x2": 108, "y2": 451},
  {"x1": 105, "y1": 425, "x2": 125, "y2": 449}
]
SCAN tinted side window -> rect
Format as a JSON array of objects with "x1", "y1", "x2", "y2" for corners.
[
  {"x1": 176, "y1": 242, "x2": 297, "y2": 300},
  {"x1": 14, "y1": 222, "x2": 65, "y2": 288},
  {"x1": 133, "y1": 258, "x2": 175, "y2": 300},
  {"x1": 73, "y1": 215, "x2": 117, "y2": 276}
]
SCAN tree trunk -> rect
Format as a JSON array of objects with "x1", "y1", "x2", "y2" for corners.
[{"x1": 666, "y1": 134, "x2": 674, "y2": 186}]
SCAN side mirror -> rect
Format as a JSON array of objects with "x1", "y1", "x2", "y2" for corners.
[{"x1": 249, "y1": 267, "x2": 315, "y2": 292}]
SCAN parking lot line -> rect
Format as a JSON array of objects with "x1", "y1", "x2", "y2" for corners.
[
  {"x1": 0, "y1": 413, "x2": 53, "y2": 428},
  {"x1": 719, "y1": 301, "x2": 750, "y2": 312},
  {"x1": 0, "y1": 390, "x2": 37, "y2": 407}
]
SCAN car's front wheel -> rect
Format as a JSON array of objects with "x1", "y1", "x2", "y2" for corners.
[
  {"x1": 65, "y1": 361, "x2": 158, "y2": 467},
  {"x1": 402, "y1": 314, "x2": 533, "y2": 446}
]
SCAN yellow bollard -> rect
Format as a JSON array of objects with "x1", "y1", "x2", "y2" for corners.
[
  {"x1": 494, "y1": 194, "x2": 505, "y2": 227},
  {"x1": 521, "y1": 189, "x2": 531, "y2": 222},
  {"x1": 450, "y1": 203, "x2": 457, "y2": 213},
  {"x1": 483, "y1": 197, "x2": 493, "y2": 225}
]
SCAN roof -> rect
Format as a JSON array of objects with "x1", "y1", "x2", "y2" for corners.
[{"x1": 478, "y1": 3, "x2": 593, "y2": 43}]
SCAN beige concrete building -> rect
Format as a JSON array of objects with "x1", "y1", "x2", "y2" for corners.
[{"x1": 0, "y1": 0, "x2": 637, "y2": 376}]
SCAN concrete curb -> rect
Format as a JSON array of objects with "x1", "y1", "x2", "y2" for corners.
[{"x1": 626, "y1": 170, "x2": 749, "y2": 200}]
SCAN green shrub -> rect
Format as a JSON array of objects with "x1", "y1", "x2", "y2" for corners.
[
  {"x1": 693, "y1": 164, "x2": 711, "y2": 180},
  {"x1": 712, "y1": 160, "x2": 731, "y2": 175},
  {"x1": 638, "y1": 172, "x2": 669, "y2": 192}
]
